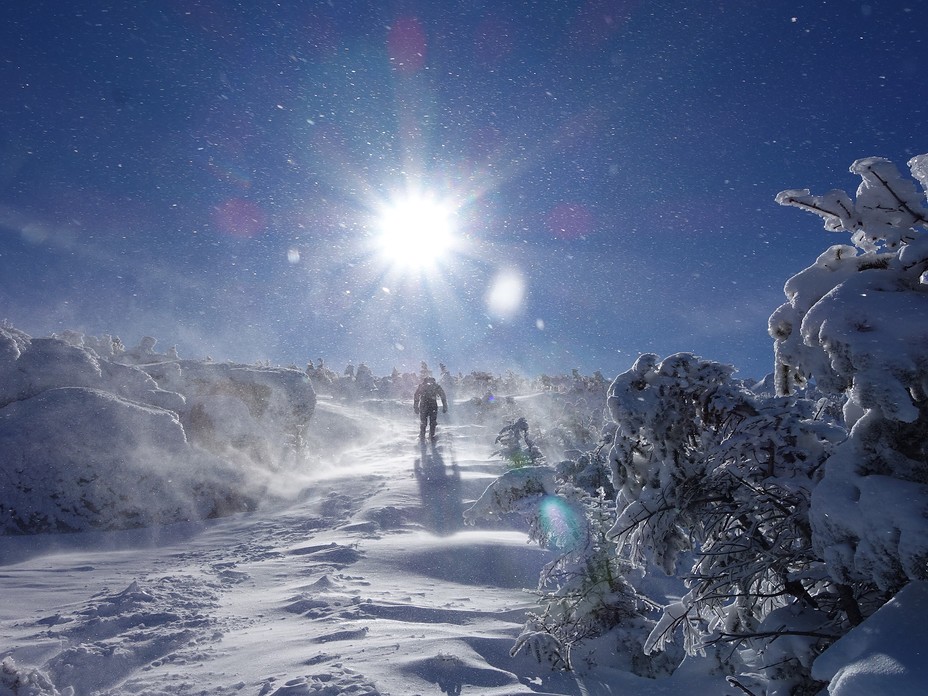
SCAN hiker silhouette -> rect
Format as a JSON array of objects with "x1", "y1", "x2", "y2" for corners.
[{"x1": 413, "y1": 376, "x2": 447, "y2": 441}]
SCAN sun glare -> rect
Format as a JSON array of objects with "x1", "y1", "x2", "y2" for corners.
[{"x1": 374, "y1": 192, "x2": 458, "y2": 274}]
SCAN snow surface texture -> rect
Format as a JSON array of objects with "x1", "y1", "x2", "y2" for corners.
[
  {"x1": 811, "y1": 581, "x2": 928, "y2": 696},
  {"x1": 1, "y1": 384, "x2": 732, "y2": 695},
  {"x1": 0, "y1": 326, "x2": 315, "y2": 534}
]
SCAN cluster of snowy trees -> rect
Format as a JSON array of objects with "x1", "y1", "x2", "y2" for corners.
[
  {"x1": 469, "y1": 154, "x2": 928, "y2": 695},
  {"x1": 307, "y1": 356, "x2": 605, "y2": 405}
]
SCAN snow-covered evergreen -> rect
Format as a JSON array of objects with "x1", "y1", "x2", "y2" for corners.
[
  {"x1": 769, "y1": 154, "x2": 928, "y2": 694},
  {"x1": 773, "y1": 155, "x2": 928, "y2": 591},
  {"x1": 605, "y1": 352, "x2": 844, "y2": 694},
  {"x1": 456, "y1": 152, "x2": 928, "y2": 695}
]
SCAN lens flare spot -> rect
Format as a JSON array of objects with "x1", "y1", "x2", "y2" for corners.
[
  {"x1": 539, "y1": 496, "x2": 585, "y2": 551},
  {"x1": 213, "y1": 198, "x2": 266, "y2": 238},
  {"x1": 486, "y1": 269, "x2": 525, "y2": 320}
]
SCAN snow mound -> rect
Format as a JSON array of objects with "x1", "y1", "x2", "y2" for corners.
[
  {"x1": 0, "y1": 657, "x2": 72, "y2": 696},
  {"x1": 0, "y1": 325, "x2": 315, "y2": 534},
  {"x1": 0, "y1": 386, "x2": 248, "y2": 533},
  {"x1": 812, "y1": 581, "x2": 928, "y2": 696}
]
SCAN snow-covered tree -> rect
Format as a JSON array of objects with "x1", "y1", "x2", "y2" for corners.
[
  {"x1": 555, "y1": 437, "x2": 615, "y2": 499},
  {"x1": 772, "y1": 154, "x2": 928, "y2": 600},
  {"x1": 354, "y1": 362, "x2": 376, "y2": 394},
  {"x1": 493, "y1": 417, "x2": 545, "y2": 469},
  {"x1": 465, "y1": 457, "x2": 666, "y2": 676},
  {"x1": 606, "y1": 353, "x2": 844, "y2": 693}
]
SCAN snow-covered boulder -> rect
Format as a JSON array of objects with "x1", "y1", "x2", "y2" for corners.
[
  {"x1": 141, "y1": 360, "x2": 315, "y2": 465},
  {"x1": 0, "y1": 327, "x2": 184, "y2": 413},
  {"x1": 0, "y1": 656, "x2": 68, "y2": 696}
]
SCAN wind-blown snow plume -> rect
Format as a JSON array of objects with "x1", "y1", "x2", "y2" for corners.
[{"x1": 0, "y1": 325, "x2": 316, "y2": 534}]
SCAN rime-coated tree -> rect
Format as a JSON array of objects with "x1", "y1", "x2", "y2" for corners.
[
  {"x1": 772, "y1": 155, "x2": 928, "y2": 600},
  {"x1": 606, "y1": 353, "x2": 844, "y2": 694},
  {"x1": 509, "y1": 485, "x2": 675, "y2": 676},
  {"x1": 466, "y1": 421, "x2": 666, "y2": 677},
  {"x1": 493, "y1": 417, "x2": 545, "y2": 469}
]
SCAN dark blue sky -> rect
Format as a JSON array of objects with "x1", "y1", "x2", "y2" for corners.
[{"x1": 1, "y1": 1, "x2": 926, "y2": 379}]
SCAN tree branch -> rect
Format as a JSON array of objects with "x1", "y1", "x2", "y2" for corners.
[{"x1": 866, "y1": 166, "x2": 928, "y2": 227}]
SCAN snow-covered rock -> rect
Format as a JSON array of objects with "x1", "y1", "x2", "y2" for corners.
[
  {"x1": 0, "y1": 656, "x2": 72, "y2": 696},
  {"x1": 141, "y1": 359, "x2": 316, "y2": 466},
  {"x1": 0, "y1": 327, "x2": 183, "y2": 413}
]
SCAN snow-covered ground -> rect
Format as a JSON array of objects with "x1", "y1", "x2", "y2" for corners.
[{"x1": 0, "y1": 398, "x2": 730, "y2": 696}]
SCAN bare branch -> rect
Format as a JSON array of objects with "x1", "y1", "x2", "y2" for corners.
[{"x1": 726, "y1": 677, "x2": 760, "y2": 696}]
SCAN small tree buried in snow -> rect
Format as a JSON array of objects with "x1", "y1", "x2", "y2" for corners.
[
  {"x1": 607, "y1": 353, "x2": 844, "y2": 693},
  {"x1": 465, "y1": 426, "x2": 671, "y2": 676},
  {"x1": 772, "y1": 154, "x2": 928, "y2": 600},
  {"x1": 511, "y1": 485, "x2": 680, "y2": 676},
  {"x1": 493, "y1": 417, "x2": 545, "y2": 469}
]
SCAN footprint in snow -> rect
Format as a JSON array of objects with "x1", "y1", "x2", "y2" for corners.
[{"x1": 259, "y1": 665, "x2": 380, "y2": 695}]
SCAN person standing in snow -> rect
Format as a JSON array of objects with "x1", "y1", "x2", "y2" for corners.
[{"x1": 413, "y1": 376, "x2": 448, "y2": 441}]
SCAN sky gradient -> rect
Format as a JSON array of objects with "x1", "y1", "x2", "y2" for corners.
[{"x1": 1, "y1": 1, "x2": 926, "y2": 379}]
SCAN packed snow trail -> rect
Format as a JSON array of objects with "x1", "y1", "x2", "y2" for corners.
[{"x1": 0, "y1": 398, "x2": 725, "y2": 695}]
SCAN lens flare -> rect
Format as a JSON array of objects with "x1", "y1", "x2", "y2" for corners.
[
  {"x1": 386, "y1": 15, "x2": 427, "y2": 74},
  {"x1": 486, "y1": 269, "x2": 525, "y2": 320},
  {"x1": 539, "y1": 495, "x2": 585, "y2": 551},
  {"x1": 213, "y1": 198, "x2": 266, "y2": 238}
]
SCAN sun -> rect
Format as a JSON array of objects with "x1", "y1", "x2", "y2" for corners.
[{"x1": 372, "y1": 191, "x2": 458, "y2": 275}]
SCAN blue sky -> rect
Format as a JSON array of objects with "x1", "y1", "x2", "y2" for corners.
[{"x1": 1, "y1": 1, "x2": 926, "y2": 379}]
